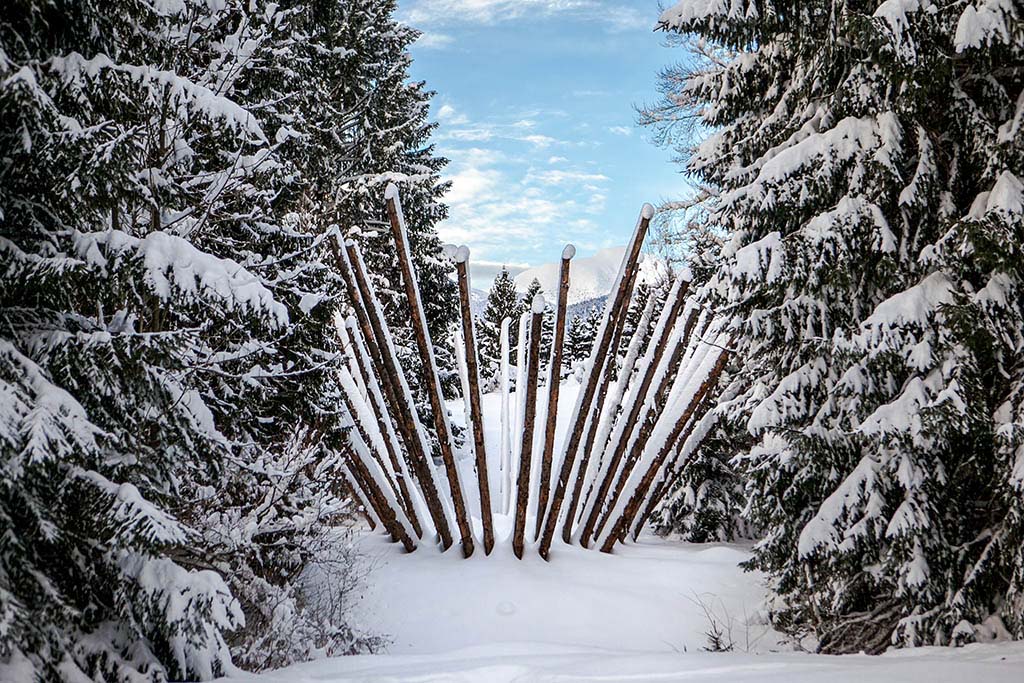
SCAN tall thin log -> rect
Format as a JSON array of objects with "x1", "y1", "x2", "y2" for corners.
[
  {"x1": 561, "y1": 266, "x2": 644, "y2": 543},
  {"x1": 332, "y1": 236, "x2": 453, "y2": 549},
  {"x1": 632, "y1": 405, "x2": 719, "y2": 541},
  {"x1": 344, "y1": 441, "x2": 417, "y2": 553},
  {"x1": 338, "y1": 318, "x2": 423, "y2": 537},
  {"x1": 538, "y1": 204, "x2": 654, "y2": 560},
  {"x1": 534, "y1": 245, "x2": 573, "y2": 539},
  {"x1": 579, "y1": 278, "x2": 689, "y2": 546},
  {"x1": 499, "y1": 317, "x2": 513, "y2": 514},
  {"x1": 386, "y1": 185, "x2": 475, "y2": 558},
  {"x1": 454, "y1": 248, "x2": 495, "y2": 554},
  {"x1": 591, "y1": 306, "x2": 705, "y2": 542},
  {"x1": 513, "y1": 296, "x2": 545, "y2": 559},
  {"x1": 599, "y1": 343, "x2": 730, "y2": 553}
]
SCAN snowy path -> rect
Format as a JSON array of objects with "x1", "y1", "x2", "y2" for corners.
[{"x1": 220, "y1": 380, "x2": 1024, "y2": 681}]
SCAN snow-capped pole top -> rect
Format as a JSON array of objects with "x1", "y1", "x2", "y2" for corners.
[
  {"x1": 384, "y1": 182, "x2": 401, "y2": 200},
  {"x1": 532, "y1": 293, "x2": 546, "y2": 314},
  {"x1": 441, "y1": 244, "x2": 459, "y2": 261},
  {"x1": 455, "y1": 245, "x2": 471, "y2": 264},
  {"x1": 562, "y1": 244, "x2": 576, "y2": 261},
  {"x1": 640, "y1": 203, "x2": 656, "y2": 220}
]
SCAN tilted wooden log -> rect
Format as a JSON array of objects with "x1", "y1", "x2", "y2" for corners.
[
  {"x1": 499, "y1": 317, "x2": 513, "y2": 515},
  {"x1": 337, "y1": 317, "x2": 423, "y2": 537},
  {"x1": 578, "y1": 275, "x2": 689, "y2": 547},
  {"x1": 332, "y1": 235, "x2": 453, "y2": 549},
  {"x1": 386, "y1": 184, "x2": 476, "y2": 558},
  {"x1": 631, "y1": 405, "x2": 719, "y2": 542},
  {"x1": 534, "y1": 245, "x2": 573, "y2": 540},
  {"x1": 560, "y1": 265, "x2": 642, "y2": 543},
  {"x1": 341, "y1": 464, "x2": 378, "y2": 530},
  {"x1": 513, "y1": 296, "x2": 546, "y2": 558},
  {"x1": 598, "y1": 336, "x2": 730, "y2": 553},
  {"x1": 538, "y1": 204, "x2": 654, "y2": 560},
  {"x1": 344, "y1": 439, "x2": 417, "y2": 553},
  {"x1": 591, "y1": 305, "x2": 705, "y2": 543},
  {"x1": 454, "y1": 247, "x2": 495, "y2": 554}
]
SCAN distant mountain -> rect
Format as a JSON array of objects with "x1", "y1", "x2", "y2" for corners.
[{"x1": 513, "y1": 246, "x2": 666, "y2": 307}]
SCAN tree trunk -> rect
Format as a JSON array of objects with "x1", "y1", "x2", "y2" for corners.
[
  {"x1": 579, "y1": 280, "x2": 689, "y2": 546},
  {"x1": 332, "y1": 236, "x2": 453, "y2": 550}
]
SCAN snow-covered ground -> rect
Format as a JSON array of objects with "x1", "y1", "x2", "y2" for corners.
[{"x1": 220, "y1": 379, "x2": 1024, "y2": 681}]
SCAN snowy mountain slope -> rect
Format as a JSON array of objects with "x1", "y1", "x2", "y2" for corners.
[{"x1": 514, "y1": 246, "x2": 667, "y2": 306}]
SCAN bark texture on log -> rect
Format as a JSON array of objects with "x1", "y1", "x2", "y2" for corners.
[
  {"x1": 456, "y1": 258, "x2": 495, "y2": 554},
  {"x1": 538, "y1": 207, "x2": 652, "y2": 560},
  {"x1": 386, "y1": 190, "x2": 475, "y2": 558},
  {"x1": 535, "y1": 251, "x2": 572, "y2": 540},
  {"x1": 579, "y1": 283, "x2": 689, "y2": 546},
  {"x1": 599, "y1": 344, "x2": 730, "y2": 553},
  {"x1": 513, "y1": 306, "x2": 545, "y2": 559},
  {"x1": 333, "y1": 236, "x2": 453, "y2": 549}
]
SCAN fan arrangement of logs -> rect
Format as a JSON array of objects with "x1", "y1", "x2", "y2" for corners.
[{"x1": 332, "y1": 184, "x2": 730, "y2": 560}]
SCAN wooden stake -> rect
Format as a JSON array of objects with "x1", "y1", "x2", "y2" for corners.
[
  {"x1": 338, "y1": 318, "x2": 423, "y2": 537},
  {"x1": 579, "y1": 280, "x2": 689, "y2": 546},
  {"x1": 332, "y1": 236, "x2": 453, "y2": 549},
  {"x1": 386, "y1": 185, "x2": 475, "y2": 558},
  {"x1": 534, "y1": 246, "x2": 573, "y2": 539},
  {"x1": 538, "y1": 204, "x2": 654, "y2": 560},
  {"x1": 631, "y1": 403, "x2": 718, "y2": 542},
  {"x1": 455, "y1": 249, "x2": 495, "y2": 554},
  {"x1": 344, "y1": 441, "x2": 417, "y2": 553},
  {"x1": 591, "y1": 306, "x2": 704, "y2": 542},
  {"x1": 599, "y1": 343, "x2": 729, "y2": 553},
  {"x1": 561, "y1": 266, "x2": 644, "y2": 543},
  {"x1": 513, "y1": 296, "x2": 545, "y2": 558}
]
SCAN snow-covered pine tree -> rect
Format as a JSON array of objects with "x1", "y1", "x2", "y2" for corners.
[
  {"x1": 478, "y1": 267, "x2": 522, "y2": 387},
  {"x1": 1, "y1": 1, "x2": 372, "y2": 678},
  {"x1": 520, "y1": 277, "x2": 554, "y2": 368},
  {"x1": 330, "y1": 0, "x2": 459, "y2": 397},
  {"x1": 565, "y1": 314, "x2": 594, "y2": 368},
  {"x1": 657, "y1": 0, "x2": 1024, "y2": 652}
]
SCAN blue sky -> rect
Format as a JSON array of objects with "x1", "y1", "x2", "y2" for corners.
[{"x1": 398, "y1": 0, "x2": 687, "y2": 286}]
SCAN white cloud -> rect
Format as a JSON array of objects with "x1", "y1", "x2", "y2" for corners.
[
  {"x1": 402, "y1": 0, "x2": 648, "y2": 33},
  {"x1": 608, "y1": 125, "x2": 633, "y2": 136},
  {"x1": 548, "y1": 156, "x2": 568, "y2": 164},
  {"x1": 416, "y1": 31, "x2": 455, "y2": 49},
  {"x1": 529, "y1": 169, "x2": 610, "y2": 185},
  {"x1": 437, "y1": 103, "x2": 470, "y2": 124}
]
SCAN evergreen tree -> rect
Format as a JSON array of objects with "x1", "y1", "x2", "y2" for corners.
[
  {"x1": 477, "y1": 268, "x2": 521, "y2": 386},
  {"x1": 330, "y1": 0, "x2": 459, "y2": 397},
  {"x1": 0, "y1": 1, "x2": 385, "y2": 678},
  {"x1": 656, "y1": 0, "x2": 1024, "y2": 651},
  {"x1": 520, "y1": 277, "x2": 554, "y2": 367}
]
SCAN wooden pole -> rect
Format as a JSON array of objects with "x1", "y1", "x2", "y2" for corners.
[
  {"x1": 538, "y1": 204, "x2": 654, "y2": 560},
  {"x1": 579, "y1": 280, "x2": 689, "y2": 546},
  {"x1": 338, "y1": 318, "x2": 423, "y2": 537},
  {"x1": 513, "y1": 296, "x2": 545, "y2": 558},
  {"x1": 534, "y1": 246, "x2": 573, "y2": 539},
  {"x1": 631, "y1": 404, "x2": 718, "y2": 542},
  {"x1": 385, "y1": 185, "x2": 475, "y2": 558},
  {"x1": 454, "y1": 248, "x2": 495, "y2": 554},
  {"x1": 599, "y1": 343, "x2": 729, "y2": 553},
  {"x1": 591, "y1": 306, "x2": 704, "y2": 542},
  {"x1": 332, "y1": 236, "x2": 453, "y2": 549},
  {"x1": 561, "y1": 266, "x2": 644, "y2": 543},
  {"x1": 344, "y1": 441, "x2": 417, "y2": 553}
]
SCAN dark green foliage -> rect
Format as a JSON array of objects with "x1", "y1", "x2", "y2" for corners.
[{"x1": 653, "y1": 0, "x2": 1024, "y2": 651}]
